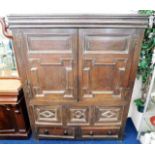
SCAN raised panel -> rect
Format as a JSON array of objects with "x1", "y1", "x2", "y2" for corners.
[
  {"x1": 94, "y1": 106, "x2": 124, "y2": 126},
  {"x1": 12, "y1": 104, "x2": 27, "y2": 133},
  {"x1": 29, "y1": 58, "x2": 75, "y2": 99},
  {"x1": 27, "y1": 34, "x2": 72, "y2": 53},
  {"x1": 85, "y1": 35, "x2": 129, "y2": 53},
  {"x1": 81, "y1": 58, "x2": 127, "y2": 99},
  {"x1": 91, "y1": 64, "x2": 115, "y2": 91},
  {"x1": 34, "y1": 105, "x2": 63, "y2": 126},
  {"x1": 67, "y1": 106, "x2": 91, "y2": 126},
  {"x1": 38, "y1": 63, "x2": 66, "y2": 91},
  {"x1": 0, "y1": 106, "x2": 16, "y2": 133}
]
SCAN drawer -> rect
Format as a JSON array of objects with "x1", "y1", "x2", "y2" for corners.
[
  {"x1": 93, "y1": 106, "x2": 124, "y2": 126},
  {"x1": 32, "y1": 105, "x2": 63, "y2": 126},
  {"x1": 81, "y1": 127, "x2": 120, "y2": 139},
  {"x1": 66, "y1": 106, "x2": 91, "y2": 126},
  {"x1": 38, "y1": 127, "x2": 75, "y2": 139}
]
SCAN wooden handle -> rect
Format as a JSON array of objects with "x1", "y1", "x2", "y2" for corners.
[
  {"x1": 64, "y1": 130, "x2": 68, "y2": 135},
  {"x1": 44, "y1": 129, "x2": 49, "y2": 135},
  {"x1": 0, "y1": 17, "x2": 13, "y2": 39}
]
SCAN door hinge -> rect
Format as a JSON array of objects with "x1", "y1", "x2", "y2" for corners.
[{"x1": 24, "y1": 80, "x2": 33, "y2": 99}]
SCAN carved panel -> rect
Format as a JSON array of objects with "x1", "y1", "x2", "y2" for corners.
[
  {"x1": 34, "y1": 105, "x2": 62, "y2": 125},
  {"x1": 85, "y1": 35, "x2": 130, "y2": 53},
  {"x1": 67, "y1": 107, "x2": 90, "y2": 126},
  {"x1": 94, "y1": 106, "x2": 124, "y2": 125},
  {"x1": 29, "y1": 58, "x2": 74, "y2": 99},
  {"x1": 81, "y1": 58, "x2": 127, "y2": 99},
  {"x1": 27, "y1": 34, "x2": 72, "y2": 53},
  {"x1": 39, "y1": 110, "x2": 56, "y2": 121},
  {"x1": 0, "y1": 105, "x2": 16, "y2": 132}
]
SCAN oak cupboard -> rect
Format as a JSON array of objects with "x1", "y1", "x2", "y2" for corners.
[{"x1": 4, "y1": 14, "x2": 151, "y2": 139}]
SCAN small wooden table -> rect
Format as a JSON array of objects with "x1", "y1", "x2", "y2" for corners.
[{"x1": 0, "y1": 79, "x2": 30, "y2": 139}]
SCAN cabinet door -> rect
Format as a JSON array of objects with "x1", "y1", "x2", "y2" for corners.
[
  {"x1": 0, "y1": 106, "x2": 16, "y2": 133},
  {"x1": 21, "y1": 29, "x2": 78, "y2": 102},
  {"x1": 79, "y1": 29, "x2": 142, "y2": 103}
]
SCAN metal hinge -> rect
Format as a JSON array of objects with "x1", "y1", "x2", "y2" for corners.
[{"x1": 24, "y1": 80, "x2": 33, "y2": 99}]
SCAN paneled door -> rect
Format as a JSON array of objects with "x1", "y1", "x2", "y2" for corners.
[
  {"x1": 79, "y1": 29, "x2": 138, "y2": 103},
  {"x1": 21, "y1": 29, "x2": 78, "y2": 102},
  {"x1": 0, "y1": 105, "x2": 16, "y2": 134}
]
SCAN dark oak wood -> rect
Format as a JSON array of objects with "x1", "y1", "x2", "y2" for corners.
[
  {"x1": 7, "y1": 14, "x2": 149, "y2": 139},
  {"x1": 7, "y1": 14, "x2": 149, "y2": 28}
]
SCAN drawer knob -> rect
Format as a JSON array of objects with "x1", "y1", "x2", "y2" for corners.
[
  {"x1": 6, "y1": 107, "x2": 11, "y2": 111},
  {"x1": 64, "y1": 130, "x2": 68, "y2": 135},
  {"x1": 44, "y1": 129, "x2": 49, "y2": 135},
  {"x1": 107, "y1": 131, "x2": 112, "y2": 135},
  {"x1": 89, "y1": 130, "x2": 94, "y2": 136},
  {"x1": 14, "y1": 110, "x2": 21, "y2": 114}
]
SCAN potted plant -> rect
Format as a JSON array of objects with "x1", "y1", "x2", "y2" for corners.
[
  {"x1": 134, "y1": 98, "x2": 145, "y2": 113},
  {"x1": 134, "y1": 10, "x2": 155, "y2": 113}
]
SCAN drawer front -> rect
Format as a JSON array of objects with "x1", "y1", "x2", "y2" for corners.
[
  {"x1": 38, "y1": 127, "x2": 75, "y2": 139},
  {"x1": 93, "y1": 106, "x2": 124, "y2": 126},
  {"x1": 33, "y1": 105, "x2": 63, "y2": 126},
  {"x1": 81, "y1": 127, "x2": 120, "y2": 138},
  {"x1": 66, "y1": 106, "x2": 91, "y2": 126}
]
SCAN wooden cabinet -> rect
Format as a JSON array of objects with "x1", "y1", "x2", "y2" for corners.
[{"x1": 7, "y1": 14, "x2": 149, "y2": 139}]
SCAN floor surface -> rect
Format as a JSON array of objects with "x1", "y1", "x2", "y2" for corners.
[{"x1": 0, "y1": 118, "x2": 140, "y2": 144}]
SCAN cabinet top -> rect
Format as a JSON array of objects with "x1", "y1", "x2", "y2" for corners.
[
  {"x1": 7, "y1": 14, "x2": 149, "y2": 29},
  {"x1": 0, "y1": 79, "x2": 21, "y2": 96}
]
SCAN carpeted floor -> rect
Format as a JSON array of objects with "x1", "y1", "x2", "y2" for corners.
[{"x1": 0, "y1": 118, "x2": 140, "y2": 144}]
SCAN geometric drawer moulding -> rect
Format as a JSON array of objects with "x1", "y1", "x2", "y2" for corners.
[
  {"x1": 94, "y1": 106, "x2": 124, "y2": 125},
  {"x1": 39, "y1": 110, "x2": 56, "y2": 121},
  {"x1": 34, "y1": 106, "x2": 62, "y2": 125},
  {"x1": 67, "y1": 107, "x2": 90, "y2": 126}
]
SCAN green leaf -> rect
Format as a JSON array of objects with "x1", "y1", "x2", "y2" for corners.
[
  {"x1": 139, "y1": 59, "x2": 148, "y2": 69},
  {"x1": 134, "y1": 99, "x2": 145, "y2": 107},
  {"x1": 136, "y1": 10, "x2": 155, "y2": 106},
  {"x1": 138, "y1": 10, "x2": 155, "y2": 15}
]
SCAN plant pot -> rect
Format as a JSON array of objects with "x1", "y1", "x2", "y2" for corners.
[
  {"x1": 150, "y1": 116, "x2": 155, "y2": 126},
  {"x1": 137, "y1": 105, "x2": 145, "y2": 113}
]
